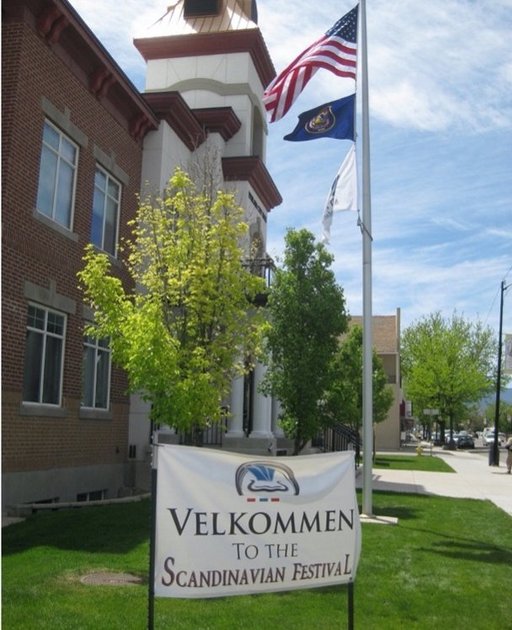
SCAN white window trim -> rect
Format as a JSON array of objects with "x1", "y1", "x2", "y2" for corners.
[
  {"x1": 23, "y1": 303, "x2": 67, "y2": 407},
  {"x1": 81, "y1": 335, "x2": 112, "y2": 411},
  {"x1": 37, "y1": 119, "x2": 79, "y2": 231},
  {"x1": 93, "y1": 165, "x2": 122, "y2": 257}
]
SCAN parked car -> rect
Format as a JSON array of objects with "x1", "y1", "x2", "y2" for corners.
[
  {"x1": 483, "y1": 431, "x2": 504, "y2": 446},
  {"x1": 444, "y1": 432, "x2": 459, "y2": 445},
  {"x1": 457, "y1": 435, "x2": 475, "y2": 449},
  {"x1": 430, "y1": 432, "x2": 443, "y2": 446}
]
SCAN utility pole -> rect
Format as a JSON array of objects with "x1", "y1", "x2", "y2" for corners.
[{"x1": 490, "y1": 280, "x2": 510, "y2": 466}]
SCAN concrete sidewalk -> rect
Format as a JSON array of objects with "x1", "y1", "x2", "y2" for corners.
[
  {"x1": 4, "y1": 447, "x2": 510, "y2": 527},
  {"x1": 356, "y1": 447, "x2": 512, "y2": 517}
]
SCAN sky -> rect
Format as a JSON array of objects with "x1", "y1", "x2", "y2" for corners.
[{"x1": 68, "y1": 0, "x2": 512, "y2": 339}]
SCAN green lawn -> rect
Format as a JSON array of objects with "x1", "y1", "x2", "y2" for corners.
[
  {"x1": 3, "y1": 492, "x2": 510, "y2": 629},
  {"x1": 373, "y1": 454, "x2": 455, "y2": 472}
]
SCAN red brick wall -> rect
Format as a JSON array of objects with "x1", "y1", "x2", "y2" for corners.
[{"x1": 2, "y1": 16, "x2": 142, "y2": 475}]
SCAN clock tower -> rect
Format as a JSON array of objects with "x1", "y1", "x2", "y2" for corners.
[{"x1": 128, "y1": 1, "x2": 282, "y2": 464}]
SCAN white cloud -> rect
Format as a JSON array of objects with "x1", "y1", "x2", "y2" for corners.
[{"x1": 365, "y1": 0, "x2": 512, "y2": 132}]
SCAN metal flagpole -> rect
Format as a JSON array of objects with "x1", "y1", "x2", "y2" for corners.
[{"x1": 360, "y1": 0, "x2": 374, "y2": 517}]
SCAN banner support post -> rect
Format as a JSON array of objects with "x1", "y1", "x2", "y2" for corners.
[
  {"x1": 147, "y1": 436, "x2": 158, "y2": 630},
  {"x1": 347, "y1": 581, "x2": 354, "y2": 630}
]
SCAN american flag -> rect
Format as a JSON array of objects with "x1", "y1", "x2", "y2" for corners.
[{"x1": 263, "y1": 6, "x2": 358, "y2": 123}]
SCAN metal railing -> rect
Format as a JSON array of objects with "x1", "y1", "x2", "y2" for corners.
[
  {"x1": 243, "y1": 254, "x2": 275, "y2": 287},
  {"x1": 178, "y1": 415, "x2": 227, "y2": 447},
  {"x1": 313, "y1": 423, "x2": 361, "y2": 466}
]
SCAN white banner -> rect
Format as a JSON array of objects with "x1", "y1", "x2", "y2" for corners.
[
  {"x1": 504, "y1": 334, "x2": 512, "y2": 374},
  {"x1": 154, "y1": 445, "x2": 361, "y2": 598}
]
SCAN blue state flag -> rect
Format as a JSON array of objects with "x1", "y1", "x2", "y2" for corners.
[{"x1": 283, "y1": 94, "x2": 355, "y2": 142}]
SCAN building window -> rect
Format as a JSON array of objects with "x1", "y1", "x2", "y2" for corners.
[
  {"x1": 36, "y1": 120, "x2": 78, "y2": 229},
  {"x1": 82, "y1": 335, "x2": 111, "y2": 410},
  {"x1": 77, "y1": 489, "x2": 106, "y2": 502},
  {"x1": 91, "y1": 167, "x2": 121, "y2": 256},
  {"x1": 22, "y1": 304, "x2": 66, "y2": 405},
  {"x1": 184, "y1": 0, "x2": 220, "y2": 18}
]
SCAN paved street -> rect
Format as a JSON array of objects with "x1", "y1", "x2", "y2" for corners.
[{"x1": 357, "y1": 445, "x2": 512, "y2": 517}]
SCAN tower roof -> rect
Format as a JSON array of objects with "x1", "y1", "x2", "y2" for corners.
[{"x1": 141, "y1": 0, "x2": 259, "y2": 37}]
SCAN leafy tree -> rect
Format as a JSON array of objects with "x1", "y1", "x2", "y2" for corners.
[
  {"x1": 261, "y1": 228, "x2": 348, "y2": 454},
  {"x1": 323, "y1": 325, "x2": 394, "y2": 431},
  {"x1": 401, "y1": 312, "x2": 497, "y2": 447},
  {"x1": 485, "y1": 401, "x2": 512, "y2": 434},
  {"x1": 459, "y1": 402, "x2": 483, "y2": 434},
  {"x1": 78, "y1": 168, "x2": 266, "y2": 430}
]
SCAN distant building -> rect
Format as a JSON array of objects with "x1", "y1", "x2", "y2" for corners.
[{"x1": 350, "y1": 309, "x2": 402, "y2": 450}]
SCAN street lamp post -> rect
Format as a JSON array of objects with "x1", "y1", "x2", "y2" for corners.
[{"x1": 489, "y1": 280, "x2": 510, "y2": 466}]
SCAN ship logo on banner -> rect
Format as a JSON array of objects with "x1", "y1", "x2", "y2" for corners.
[{"x1": 235, "y1": 461, "x2": 300, "y2": 500}]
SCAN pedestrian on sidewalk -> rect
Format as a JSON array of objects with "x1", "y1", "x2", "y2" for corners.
[{"x1": 505, "y1": 437, "x2": 512, "y2": 474}]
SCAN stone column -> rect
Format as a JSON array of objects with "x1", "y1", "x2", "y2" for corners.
[
  {"x1": 223, "y1": 374, "x2": 247, "y2": 452},
  {"x1": 226, "y1": 374, "x2": 245, "y2": 438},
  {"x1": 250, "y1": 362, "x2": 273, "y2": 439}
]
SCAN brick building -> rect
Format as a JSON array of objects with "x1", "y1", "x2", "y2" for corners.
[
  {"x1": 2, "y1": 0, "x2": 283, "y2": 511},
  {"x1": 2, "y1": 0, "x2": 158, "y2": 508},
  {"x1": 2, "y1": 0, "x2": 401, "y2": 513}
]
